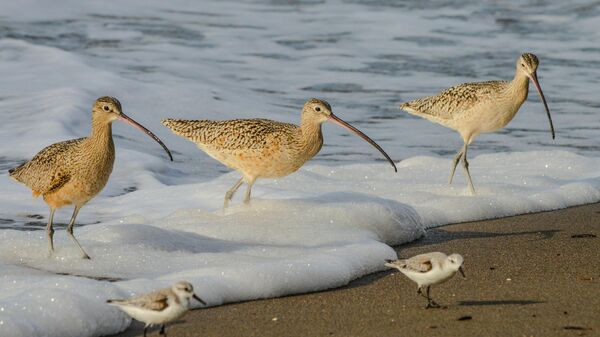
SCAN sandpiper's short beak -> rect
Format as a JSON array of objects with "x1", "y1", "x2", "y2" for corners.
[
  {"x1": 193, "y1": 293, "x2": 207, "y2": 305},
  {"x1": 528, "y1": 71, "x2": 555, "y2": 140},
  {"x1": 459, "y1": 266, "x2": 466, "y2": 278},
  {"x1": 118, "y1": 113, "x2": 174, "y2": 161},
  {"x1": 327, "y1": 113, "x2": 397, "y2": 172}
]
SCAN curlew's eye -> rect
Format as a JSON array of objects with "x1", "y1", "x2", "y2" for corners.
[
  {"x1": 103, "y1": 105, "x2": 110, "y2": 112},
  {"x1": 315, "y1": 106, "x2": 321, "y2": 112},
  {"x1": 521, "y1": 63, "x2": 525, "y2": 67}
]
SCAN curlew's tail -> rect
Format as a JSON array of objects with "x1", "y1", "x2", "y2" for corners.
[
  {"x1": 8, "y1": 163, "x2": 26, "y2": 182},
  {"x1": 106, "y1": 299, "x2": 126, "y2": 306},
  {"x1": 399, "y1": 98, "x2": 451, "y2": 127},
  {"x1": 399, "y1": 101, "x2": 419, "y2": 115},
  {"x1": 161, "y1": 118, "x2": 207, "y2": 141}
]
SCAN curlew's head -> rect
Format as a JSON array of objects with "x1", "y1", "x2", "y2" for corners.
[
  {"x1": 93, "y1": 96, "x2": 123, "y2": 121},
  {"x1": 515, "y1": 53, "x2": 555, "y2": 139},
  {"x1": 517, "y1": 53, "x2": 539, "y2": 75},
  {"x1": 92, "y1": 96, "x2": 173, "y2": 161},
  {"x1": 447, "y1": 253, "x2": 466, "y2": 278},
  {"x1": 301, "y1": 98, "x2": 333, "y2": 123},
  {"x1": 301, "y1": 98, "x2": 397, "y2": 172},
  {"x1": 172, "y1": 281, "x2": 206, "y2": 306}
]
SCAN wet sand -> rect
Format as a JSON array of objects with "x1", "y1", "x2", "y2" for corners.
[{"x1": 114, "y1": 203, "x2": 599, "y2": 337}]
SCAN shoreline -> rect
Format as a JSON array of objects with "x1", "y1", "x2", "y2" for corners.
[{"x1": 113, "y1": 202, "x2": 600, "y2": 337}]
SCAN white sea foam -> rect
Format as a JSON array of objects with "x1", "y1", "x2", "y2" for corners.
[
  {"x1": 2, "y1": 151, "x2": 600, "y2": 337},
  {"x1": 1, "y1": 0, "x2": 599, "y2": 336}
]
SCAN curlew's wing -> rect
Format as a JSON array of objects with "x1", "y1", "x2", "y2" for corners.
[
  {"x1": 9, "y1": 138, "x2": 84, "y2": 197},
  {"x1": 107, "y1": 289, "x2": 170, "y2": 311},
  {"x1": 401, "y1": 80, "x2": 507, "y2": 120},
  {"x1": 161, "y1": 118, "x2": 297, "y2": 151}
]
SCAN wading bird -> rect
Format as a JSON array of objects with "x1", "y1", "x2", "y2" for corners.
[
  {"x1": 108, "y1": 281, "x2": 206, "y2": 337},
  {"x1": 9, "y1": 97, "x2": 172, "y2": 259},
  {"x1": 386, "y1": 252, "x2": 465, "y2": 308},
  {"x1": 162, "y1": 98, "x2": 397, "y2": 208},
  {"x1": 401, "y1": 53, "x2": 554, "y2": 194}
]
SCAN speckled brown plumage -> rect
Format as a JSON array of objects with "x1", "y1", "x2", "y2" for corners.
[
  {"x1": 400, "y1": 53, "x2": 554, "y2": 194},
  {"x1": 401, "y1": 80, "x2": 511, "y2": 122},
  {"x1": 9, "y1": 96, "x2": 172, "y2": 259},
  {"x1": 162, "y1": 98, "x2": 396, "y2": 208},
  {"x1": 10, "y1": 136, "x2": 114, "y2": 204}
]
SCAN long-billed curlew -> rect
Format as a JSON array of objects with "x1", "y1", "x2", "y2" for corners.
[
  {"x1": 9, "y1": 97, "x2": 173, "y2": 259},
  {"x1": 400, "y1": 53, "x2": 554, "y2": 194},
  {"x1": 162, "y1": 98, "x2": 397, "y2": 208},
  {"x1": 385, "y1": 252, "x2": 465, "y2": 309}
]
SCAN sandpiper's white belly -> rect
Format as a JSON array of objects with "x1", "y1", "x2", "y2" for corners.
[
  {"x1": 401, "y1": 267, "x2": 455, "y2": 287},
  {"x1": 119, "y1": 304, "x2": 187, "y2": 325}
]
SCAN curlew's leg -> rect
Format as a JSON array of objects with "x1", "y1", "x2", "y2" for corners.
[
  {"x1": 448, "y1": 148, "x2": 463, "y2": 185},
  {"x1": 46, "y1": 208, "x2": 56, "y2": 257},
  {"x1": 243, "y1": 181, "x2": 254, "y2": 205},
  {"x1": 461, "y1": 143, "x2": 476, "y2": 195},
  {"x1": 224, "y1": 177, "x2": 244, "y2": 209},
  {"x1": 66, "y1": 205, "x2": 90, "y2": 259}
]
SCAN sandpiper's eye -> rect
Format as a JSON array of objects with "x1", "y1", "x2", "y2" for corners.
[
  {"x1": 315, "y1": 106, "x2": 321, "y2": 112},
  {"x1": 103, "y1": 105, "x2": 110, "y2": 112},
  {"x1": 521, "y1": 63, "x2": 525, "y2": 67}
]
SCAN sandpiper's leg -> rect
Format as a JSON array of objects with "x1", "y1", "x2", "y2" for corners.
[
  {"x1": 425, "y1": 286, "x2": 441, "y2": 309},
  {"x1": 143, "y1": 326, "x2": 148, "y2": 337},
  {"x1": 417, "y1": 286, "x2": 430, "y2": 306},
  {"x1": 460, "y1": 143, "x2": 476, "y2": 195},
  {"x1": 46, "y1": 208, "x2": 56, "y2": 257},
  {"x1": 66, "y1": 205, "x2": 90, "y2": 259},
  {"x1": 448, "y1": 148, "x2": 463, "y2": 185},
  {"x1": 224, "y1": 177, "x2": 244, "y2": 208},
  {"x1": 425, "y1": 286, "x2": 433, "y2": 308},
  {"x1": 159, "y1": 324, "x2": 166, "y2": 336}
]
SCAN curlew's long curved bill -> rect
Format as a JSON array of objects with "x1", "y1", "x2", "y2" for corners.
[
  {"x1": 118, "y1": 113, "x2": 174, "y2": 161},
  {"x1": 193, "y1": 293, "x2": 207, "y2": 305},
  {"x1": 327, "y1": 114, "x2": 397, "y2": 172},
  {"x1": 529, "y1": 72, "x2": 555, "y2": 140}
]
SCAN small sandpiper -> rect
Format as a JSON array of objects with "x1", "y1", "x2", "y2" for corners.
[
  {"x1": 385, "y1": 252, "x2": 465, "y2": 308},
  {"x1": 107, "y1": 281, "x2": 206, "y2": 337}
]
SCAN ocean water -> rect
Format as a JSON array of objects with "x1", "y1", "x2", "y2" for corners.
[{"x1": 0, "y1": 1, "x2": 599, "y2": 336}]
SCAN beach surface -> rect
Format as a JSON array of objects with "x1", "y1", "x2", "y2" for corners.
[{"x1": 114, "y1": 202, "x2": 600, "y2": 337}]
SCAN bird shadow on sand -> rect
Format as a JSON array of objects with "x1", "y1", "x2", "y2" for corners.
[
  {"x1": 459, "y1": 300, "x2": 543, "y2": 306},
  {"x1": 114, "y1": 319, "x2": 187, "y2": 337},
  {"x1": 401, "y1": 227, "x2": 561, "y2": 249}
]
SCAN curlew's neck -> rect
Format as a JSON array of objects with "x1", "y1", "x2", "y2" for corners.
[
  {"x1": 298, "y1": 117, "x2": 324, "y2": 161},
  {"x1": 508, "y1": 69, "x2": 530, "y2": 103},
  {"x1": 89, "y1": 117, "x2": 114, "y2": 149}
]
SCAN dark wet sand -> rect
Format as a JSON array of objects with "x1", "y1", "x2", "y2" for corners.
[{"x1": 114, "y1": 203, "x2": 600, "y2": 337}]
